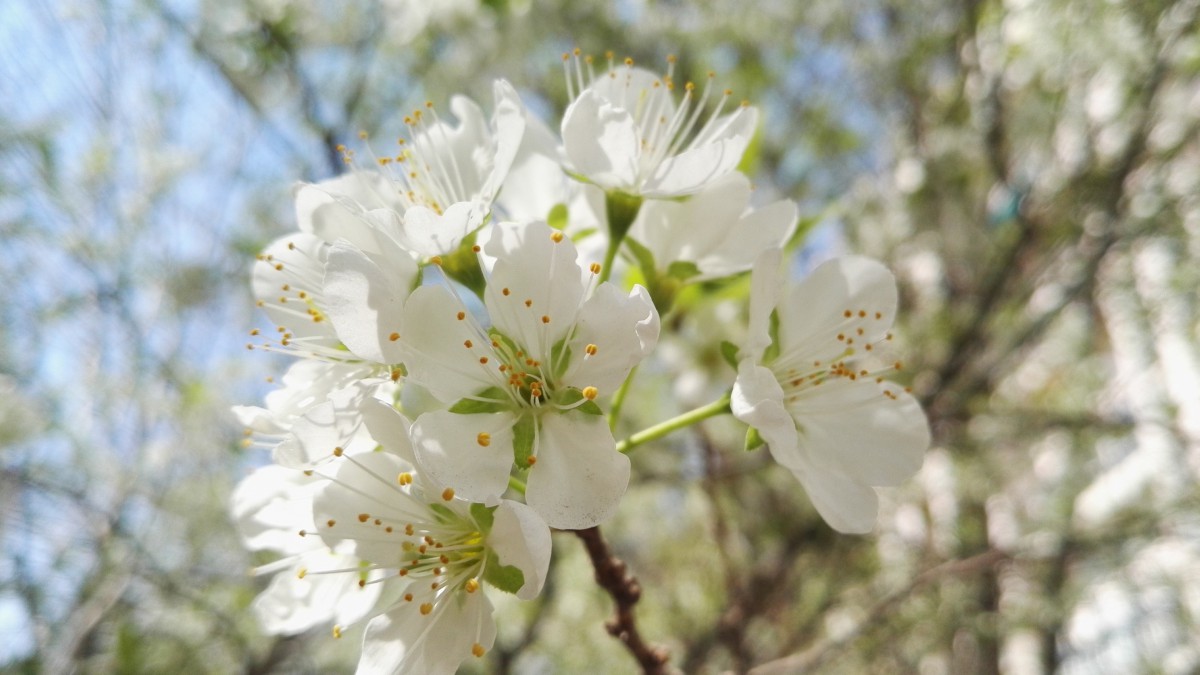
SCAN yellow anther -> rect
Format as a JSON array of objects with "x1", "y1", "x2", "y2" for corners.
[
  {"x1": 465, "y1": 578, "x2": 480, "y2": 593},
  {"x1": 358, "y1": 513, "x2": 370, "y2": 523},
  {"x1": 456, "y1": 311, "x2": 466, "y2": 320},
  {"x1": 590, "y1": 262, "x2": 601, "y2": 275},
  {"x1": 477, "y1": 433, "x2": 491, "y2": 447},
  {"x1": 420, "y1": 603, "x2": 433, "y2": 615},
  {"x1": 441, "y1": 487, "x2": 455, "y2": 501},
  {"x1": 333, "y1": 446, "x2": 344, "y2": 457},
  {"x1": 551, "y1": 231, "x2": 564, "y2": 243},
  {"x1": 585, "y1": 343, "x2": 598, "y2": 356},
  {"x1": 326, "y1": 519, "x2": 336, "y2": 527},
  {"x1": 582, "y1": 386, "x2": 598, "y2": 400},
  {"x1": 332, "y1": 625, "x2": 343, "y2": 639},
  {"x1": 389, "y1": 332, "x2": 400, "y2": 341},
  {"x1": 527, "y1": 456, "x2": 537, "y2": 466},
  {"x1": 472, "y1": 643, "x2": 486, "y2": 657},
  {"x1": 297, "y1": 567, "x2": 307, "y2": 579},
  {"x1": 541, "y1": 315, "x2": 550, "y2": 324}
]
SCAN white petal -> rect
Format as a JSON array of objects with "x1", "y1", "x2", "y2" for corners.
[
  {"x1": 402, "y1": 202, "x2": 483, "y2": 257},
  {"x1": 231, "y1": 465, "x2": 316, "y2": 552},
  {"x1": 359, "y1": 398, "x2": 415, "y2": 464},
  {"x1": 410, "y1": 410, "x2": 517, "y2": 504},
  {"x1": 744, "y1": 249, "x2": 784, "y2": 360},
  {"x1": 525, "y1": 413, "x2": 630, "y2": 530},
  {"x1": 786, "y1": 378, "x2": 928, "y2": 487},
  {"x1": 795, "y1": 465, "x2": 881, "y2": 534},
  {"x1": 777, "y1": 256, "x2": 898, "y2": 364},
  {"x1": 696, "y1": 199, "x2": 798, "y2": 280},
  {"x1": 563, "y1": 284, "x2": 659, "y2": 395},
  {"x1": 489, "y1": 501, "x2": 552, "y2": 600},
  {"x1": 480, "y1": 79, "x2": 527, "y2": 201},
  {"x1": 641, "y1": 136, "x2": 748, "y2": 198},
  {"x1": 731, "y1": 359, "x2": 798, "y2": 462},
  {"x1": 357, "y1": 592, "x2": 495, "y2": 675},
  {"x1": 322, "y1": 242, "x2": 414, "y2": 364},
  {"x1": 294, "y1": 181, "x2": 404, "y2": 257},
  {"x1": 562, "y1": 90, "x2": 639, "y2": 190},
  {"x1": 401, "y1": 285, "x2": 499, "y2": 403},
  {"x1": 630, "y1": 172, "x2": 751, "y2": 265},
  {"x1": 252, "y1": 234, "x2": 339, "y2": 346},
  {"x1": 483, "y1": 221, "x2": 584, "y2": 363},
  {"x1": 253, "y1": 553, "x2": 381, "y2": 635}
]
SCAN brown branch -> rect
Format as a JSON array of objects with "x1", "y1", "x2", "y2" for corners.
[{"x1": 573, "y1": 526, "x2": 674, "y2": 675}]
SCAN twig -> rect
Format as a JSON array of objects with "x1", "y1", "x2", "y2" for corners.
[{"x1": 573, "y1": 526, "x2": 674, "y2": 674}]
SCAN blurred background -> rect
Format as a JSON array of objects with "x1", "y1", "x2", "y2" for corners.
[{"x1": 2, "y1": 0, "x2": 1199, "y2": 672}]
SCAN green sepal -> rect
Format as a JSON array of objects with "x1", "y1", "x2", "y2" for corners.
[
  {"x1": 744, "y1": 426, "x2": 765, "y2": 451},
  {"x1": 556, "y1": 388, "x2": 604, "y2": 415},
  {"x1": 666, "y1": 260, "x2": 701, "y2": 281},
  {"x1": 720, "y1": 340, "x2": 740, "y2": 369},
  {"x1": 483, "y1": 550, "x2": 526, "y2": 595},
  {"x1": 469, "y1": 502, "x2": 496, "y2": 533},
  {"x1": 448, "y1": 387, "x2": 510, "y2": 414},
  {"x1": 512, "y1": 414, "x2": 536, "y2": 468},
  {"x1": 547, "y1": 203, "x2": 568, "y2": 230},
  {"x1": 437, "y1": 229, "x2": 487, "y2": 298},
  {"x1": 428, "y1": 503, "x2": 457, "y2": 523},
  {"x1": 604, "y1": 190, "x2": 644, "y2": 244}
]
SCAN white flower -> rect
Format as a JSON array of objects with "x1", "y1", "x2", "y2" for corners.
[
  {"x1": 731, "y1": 250, "x2": 930, "y2": 534},
  {"x1": 234, "y1": 360, "x2": 395, "y2": 469},
  {"x1": 310, "y1": 405, "x2": 551, "y2": 675},
  {"x1": 295, "y1": 80, "x2": 526, "y2": 258},
  {"x1": 627, "y1": 172, "x2": 798, "y2": 282},
  {"x1": 561, "y1": 55, "x2": 757, "y2": 199},
  {"x1": 401, "y1": 220, "x2": 659, "y2": 529},
  {"x1": 231, "y1": 465, "x2": 383, "y2": 635}
]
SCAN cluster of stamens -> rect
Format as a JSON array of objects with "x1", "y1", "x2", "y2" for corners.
[
  {"x1": 336, "y1": 100, "x2": 476, "y2": 218},
  {"x1": 301, "y1": 452, "x2": 493, "y2": 659},
  {"x1": 776, "y1": 307, "x2": 911, "y2": 403},
  {"x1": 562, "y1": 49, "x2": 751, "y2": 180}
]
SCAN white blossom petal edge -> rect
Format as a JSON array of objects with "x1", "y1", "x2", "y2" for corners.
[{"x1": 731, "y1": 251, "x2": 930, "y2": 533}]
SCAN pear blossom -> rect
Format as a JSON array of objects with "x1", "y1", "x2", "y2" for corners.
[
  {"x1": 231, "y1": 465, "x2": 383, "y2": 635},
  {"x1": 401, "y1": 220, "x2": 659, "y2": 529},
  {"x1": 731, "y1": 250, "x2": 930, "y2": 534},
  {"x1": 295, "y1": 80, "x2": 526, "y2": 259},
  {"x1": 561, "y1": 54, "x2": 757, "y2": 199},
  {"x1": 627, "y1": 171, "x2": 798, "y2": 282},
  {"x1": 310, "y1": 404, "x2": 551, "y2": 675}
]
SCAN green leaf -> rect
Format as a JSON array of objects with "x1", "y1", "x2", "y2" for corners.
[
  {"x1": 666, "y1": 260, "x2": 701, "y2": 281},
  {"x1": 470, "y1": 502, "x2": 496, "y2": 533},
  {"x1": 448, "y1": 388, "x2": 509, "y2": 414},
  {"x1": 512, "y1": 414, "x2": 536, "y2": 468},
  {"x1": 762, "y1": 310, "x2": 781, "y2": 364},
  {"x1": 483, "y1": 551, "x2": 526, "y2": 594},
  {"x1": 547, "y1": 202, "x2": 568, "y2": 230},
  {"x1": 744, "y1": 426, "x2": 765, "y2": 451},
  {"x1": 556, "y1": 388, "x2": 604, "y2": 415},
  {"x1": 720, "y1": 340, "x2": 740, "y2": 369}
]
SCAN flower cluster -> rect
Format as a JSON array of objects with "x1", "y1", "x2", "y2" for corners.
[{"x1": 233, "y1": 52, "x2": 929, "y2": 673}]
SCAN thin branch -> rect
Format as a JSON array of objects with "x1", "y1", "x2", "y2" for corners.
[{"x1": 573, "y1": 526, "x2": 674, "y2": 675}]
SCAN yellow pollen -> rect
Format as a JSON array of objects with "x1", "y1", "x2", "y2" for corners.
[
  {"x1": 590, "y1": 262, "x2": 601, "y2": 275},
  {"x1": 464, "y1": 339, "x2": 473, "y2": 348},
  {"x1": 298, "y1": 529, "x2": 307, "y2": 537},
  {"x1": 465, "y1": 578, "x2": 480, "y2": 593},
  {"x1": 405, "y1": 524, "x2": 415, "y2": 535},
  {"x1": 457, "y1": 311, "x2": 466, "y2": 320},
  {"x1": 876, "y1": 312, "x2": 883, "y2": 319},
  {"x1": 333, "y1": 447, "x2": 344, "y2": 457},
  {"x1": 358, "y1": 513, "x2": 370, "y2": 523},
  {"x1": 398, "y1": 471, "x2": 412, "y2": 485},
  {"x1": 480, "y1": 356, "x2": 489, "y2": 364},
  {"x1": 420, "y1": 603, "x2": 433, "y2": 615},
  {"x1": 477, "y1": 432, "x2": 491, "y2": 447},
  {"x1": 389, "y1": 332, "x2": 400, "y2": 341},
  {"x1": 502, "y1": 287, "x2": 510, "y2": 296},
  {"x1": 472, "y1": 245, "x2": 481, "y2": 253},
  {"x1": 332, "y1": 625, "x2": 343, "y2": 639},
  {"x1": 541, "y1": 315, "x2": 550, "y2": 324},
  {"x1": 859, "y1": 310, "x2": 867, "y2": 317},
  {"x1": 844, "y1": 310, "x2": 852, "y2": 318},
  {"x1": 583, "y1": 386, "x2": 598, "y2": 400},
  {"x1": 273, "y1": 263, "x2": 283, "y2": 271},
  {"x1": 585, "y1": 343, "x2": 598, "y2": 356},
  {"x1": 525, "y1": 299, "x2": 533, "y2": 307},
  {"x1": 894, "y1": 361, "x2": 903, "y2": 370},
  {"x1": 441, "y1": 487, "x2": 455, "y2": 501},
  {"x1": 472, "y1": 643, "x2": 486, "y2": 658},
  {"x1": 327, "y1": 519, "x2": 336, "y2": 527},
  {"x1": 385, "y1": 526, "x2": 393, "y2": 533},
  {"x1": 358, "y1": 579, "x2": 366, "y2": 588},
  {"x1": 404, "y1": 592, "x2": 414, "y2": 602},
  {"x1": 297, "y1": 567, "x2": 307, "y2": 579},
  {"x1": 551, "y1": 231, "x2": 564, "y2": 243}
]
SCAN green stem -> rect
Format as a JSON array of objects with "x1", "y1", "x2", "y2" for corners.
[
  {"x1": 599, "y1": 240, "x2": 620, "y2": 285},
  {"x1": 608, "y1": 365, "x2": 638, "y2": 431},
  {"x1": 508, "y1": 475, "x2": 527, "y2": 496},
  {"x1": 616, "y1": 394, "x2": 732, "y2": 454}
]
